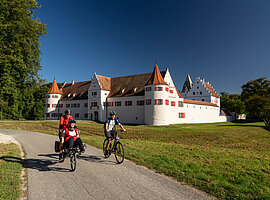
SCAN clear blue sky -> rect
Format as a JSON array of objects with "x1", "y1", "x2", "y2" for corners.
[{"x1": 34, "y1": 0, "x2": 270, "y2": 94}]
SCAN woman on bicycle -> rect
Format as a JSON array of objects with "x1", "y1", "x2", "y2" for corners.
[
  {"x1": 59, "y1": 119, "x2": 85, "y2": 162},
  {"x1": 104, "y1": 111, "x2": 126, "y2": 155}
]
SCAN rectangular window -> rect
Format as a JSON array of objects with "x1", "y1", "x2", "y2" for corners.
[
  {"x1": 156, "y1": 87, "x2": 163, "y2": 91},
  {"x1": 170, "y1": 90, "x2": 173, "y2": 94},
  {"x1": 165, "y1": 87, "x2": 169, "y2": 92},
  {"x1": 66, "y1": 104, "x2": 70, "y2": 108},
  {"x1": 84, "y1": 113, "x2": 88, "y2": 118},
  {"x1": 106, "y1": 102, "x2": 113, "y2": 107},
  {"x1": 178, "y1": 101, "x2": 183, "y2": 107},
  {"x1": 52, "y1": 113, "x2": 58, "y2": 117},
  {"x1": 137, "y1": 100, "x2": 144, "y2": 106},
  {"x1": 146, "y1": 99, "x2": 151, "y2": 105},
  {"x1": 91, "y1": 102, "x2": 97, "y2": 107},
  {"x1": 179, "y1": 113, "x2": 186, "y2": 118},
  {"x1": 115, "y1": 101, "x2": 121, "y2": 106},
  {"x1": 193, "y1": 92, "x2": 195, "y2": 95},
  {"x1": 155, "y1": 99, "x2": 163, "y2": 105},
  {"x1": 200, "y1": 91, "x2": 202, "y2": 95},
  {"x1": 75, "y1": 113, "x2": 79, "y2": 118},
  {"x1": 77, "y1": 103, "x2": 80, "y2": 107},
  {"x1": 58, "y1": 113, "x2": 62, "y2": 117},
  {"x1": 52, "y1": 104, "x2": 57, "y2": 108},
  {"x1": 171, "y1": 101, "x2": 175, "y2": 106},
  {"x1": 84, "y1": 103, "x2": 88, "y2": 107},
  {"x1": 71, "y1": 104, "x2": 74, "y2": 108},
  {"x1": 146, "y1": 87, "x2": 151, "y2": 91},
  {"x1": 166, "y1": 100, "x2": 169, "y2": 105},
  {"x1": 55, "y1": 95, "x2": 58, "y2": 98},
  {"x1": 103, "y1": 102, "x2": 105, "y2": 107},
  {"x1": 92, "y1": 92, "x2": 97, "y2": 96},
  {"x1": 46, "y1": 113, "x2": 50, "y2": 117},
  {"x1": 125, "y1": 101, "x2": 132, "y2": 106},
  {"x1": 48, "y1": 95, "x2": 50, "y2": 98},
  {"x1": 59, "y1": 104, "x2": 63, "y2": 108}
]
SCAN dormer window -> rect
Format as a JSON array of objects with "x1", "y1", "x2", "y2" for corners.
[
  {"x1": 73, "y1": 93, "x2": 76, "y2": 97},
  {"x1": 68, "y1": 94, "x2": 71, "y2": 97},
  {"x1": 133, "y1": 88, "x2": 137, "y2": 93},
  {"x1": 146, "y1": 87, "x2": 151, "y2": 91},
  {"x1": 120, "y1": 89, "x2": 125, "y2": 94}
]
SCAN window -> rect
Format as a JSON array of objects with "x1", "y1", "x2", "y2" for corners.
[
  {"x1": 84, "y1": 113, "x2": 88, "y2": 118},
  {"x1": 52, "y1": 113, "x2": 58, "y2": 117},
  {"x1": 55, "y1": 95, "x2": 58, "y2": 98},
  {"x1": 47, "y1": 95, "x2": 50, "y2": 98},
  {"x1": 200, "y1": 91, "x2": 202, "y2": 95},
  {"x1": 155, "y1": 99, "x2": 163, "y2": 105},
  {"x1": 59, "y1": 104, "x2": 63, "y2": 108},
  {"x1": 75, "y1": 113, "x2": 79, "y2": 118},
  {"x1": 115, "y1": 101, "x2": 122, "y2": 106},
  {"x1": 202, "y1": 99, "x2": 205, "y2": 101},
  {"x1": 46, "y1": 104, "x2": 50, "y2": 108},
  {"x1": 91, "y1": 102, "x2": 98, "y2": 107},
  {"x1": 197, "y1": 87, "x2": 199, "y2": 89},
  {"x1": 165, "y1": 87, "x2": 169, "y2": 92},
  {"x1": 193, "y1": 92, "x2": 195, "y2": 95},
  {"x1": 46, "y1": 113, "x2": 50, "y2": 117},
  {"x1": 146, "y1": 99, "x2": 151, "y2": 105},
  {"x1": 58, "y1": 113, "x2": 62, "y2": 117},
  {"x1": 146, "y1": 87, "x2": 151, "y2": 91},
  {"x1": 125, "y1": 101, "x2": 132, "y2": 106},
  {"x1": 170, "y1": 90, "x2": 173, "y2": 93},
  {"x1": 166, "y1": 100, "x2": 169, "y2": 105},
  {"x1": 178, "y1": 101, "x2": 183, "y2": 107},
  {"x1": 179, "y1": 113, "x2": 185, "y2": 118},
  {"x1": 171, "y1": 101, "x2": 175, "y2": 106},
  {"x1": 92, "y1": 92, "x2": 97, "y2": 96},
  {"x1": 84, "y1": 103, "x2": 88, "y2": 107},
  {"x1": 106, "y1": 102, "x2": 113, "y2": 107},
  {"x1": 103, "y1": 102, "x2": 106, "y2": 107},
  {"x1": 66, "y1": 104, "x2": 70, "y2": 108},
  {"x1": 137, "y1": 100, "x2": 144, "y2": 106},
  {"x1": 52, "y1": 104, "x2": 57, "y2": 108},
  {"x1": 155, "y1": 87, "x2": 163, "y2": 91}
]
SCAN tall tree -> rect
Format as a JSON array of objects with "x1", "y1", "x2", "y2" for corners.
[
  {"x1": 220, "y1": 92, "x2": 246, "y2": 115},
  {"x1": 241, "y1": 77, "x2": 270, "y2": 130},
  {"x1": 0, "y1": 0, "x2": 46, "y2": 119}
]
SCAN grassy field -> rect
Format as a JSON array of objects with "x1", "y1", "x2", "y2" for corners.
[
  {"x1": 0, "y1": 143, "x2": 23, "y2": 200},
  {"x1": 0, "y1": 120, "x2": 269, "y2": 199}
]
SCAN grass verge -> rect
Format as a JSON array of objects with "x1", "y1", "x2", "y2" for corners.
[
  {"x1": 0, "y1": 120, "x2": 269, "y2": 199},
  {"x1": 0, "y1": 143, "x2": 23, "y2": 200}
]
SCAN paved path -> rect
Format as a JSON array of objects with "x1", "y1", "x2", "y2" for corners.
[{"x1": 2, "y1": 129, "x2": 213, "y2": 200}]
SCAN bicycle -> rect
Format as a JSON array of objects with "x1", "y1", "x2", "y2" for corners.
[
  {"x1": 103, "y1": 130, "x2": 125, "y2": 164},
  {"x1": 55, "y1": 141, "x2": 86, "y2": 171}
]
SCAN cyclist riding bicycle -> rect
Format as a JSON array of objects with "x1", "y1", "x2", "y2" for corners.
[
  {"x1": 59, "y1": 119, "x2": 85, "y2": 162},
  {"x1": 59, "y1": 109, "x2": 73, "y2": 155},
  {"x1": 104, "y1": 111, "x2": 126, "y2": 155}
]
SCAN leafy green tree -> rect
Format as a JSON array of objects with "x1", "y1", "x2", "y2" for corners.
[
  {"x1": 0, "y1": 0, "x2": 46, "y2": 119},
  {"x1": 241, "y1": 77, "x2": 270, "y2": 130},
  {"x1": 220, "y1": 92, "x2": 246, "y2": 115}
]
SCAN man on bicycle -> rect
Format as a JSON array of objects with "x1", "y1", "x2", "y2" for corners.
[
  {"x1": 59, "y1": 119, "x2": 85, "y2": 162},
  {"x1": 104, "y1": 111, "x2": 126, "y2": 155}
]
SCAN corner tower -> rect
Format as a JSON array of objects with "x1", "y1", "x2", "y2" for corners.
[
  {"x1": 144, "y1": 65, "x2": 169, "y2": 125},
  {"x1": 45, "y1": 79, "x2": 63, "y2": 119}
]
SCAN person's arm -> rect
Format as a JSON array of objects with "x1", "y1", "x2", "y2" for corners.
[
  {"x1": 119, "y1": 123, "x2": 126, "y2": 131},
  {"x1": 59, "y1": 116, "x2": 64, "y2": 131},
  {"x1": 105, "y1": 122, "x2": 109, "y2": 132}
]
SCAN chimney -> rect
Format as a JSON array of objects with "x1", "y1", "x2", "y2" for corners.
[{"x1": 72, "y1": 80, "x2": 75, "y2": 85}]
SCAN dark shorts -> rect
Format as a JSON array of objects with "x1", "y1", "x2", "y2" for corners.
[
  {"x1": 105, "y1": 130, "x2": 116, "y2": 139},
  {"x1": 59, "y1": 131, "x2": 65, "y2": 139}
]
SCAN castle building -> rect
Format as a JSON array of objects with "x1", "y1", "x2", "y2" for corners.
[{"x1": 45, "y1": 65, "x2": 228, "y2": 125}]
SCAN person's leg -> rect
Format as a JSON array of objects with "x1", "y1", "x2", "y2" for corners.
[
  {"x1": 68, "y1": 137, "x2": 75, "y2": 149},
  {"x1": 74, "y1": 138, "x2": 84, "y2": 152}
]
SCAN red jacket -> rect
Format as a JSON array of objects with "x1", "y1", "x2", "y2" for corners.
[
  {"x1": 59, "y1": 115, "x2": 73, "y2": 130},
  {"x1": 64, "y1": 128, "x2": 79, "y2": 142}
]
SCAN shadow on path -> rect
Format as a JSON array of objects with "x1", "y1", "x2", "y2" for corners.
[{"x1": 78, "y1": 155, "x2": 118, "y2": 165}]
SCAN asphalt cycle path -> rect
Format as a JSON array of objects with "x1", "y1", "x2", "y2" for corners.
[{"x1": 2, "y1": 129, "x2": 213, "y2": 200}]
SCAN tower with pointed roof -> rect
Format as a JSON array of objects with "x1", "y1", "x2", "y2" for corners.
[{"x1": 45, "y1": 79, "x2": 63, "y2": 120}]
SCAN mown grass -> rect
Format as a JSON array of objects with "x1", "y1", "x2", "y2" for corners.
[
  {"x1": 0, "y1": 143, "x2": 22, "y2": 200},
  {"x1": 0, "y1": 120, "x2": 269, "y2": 199}
]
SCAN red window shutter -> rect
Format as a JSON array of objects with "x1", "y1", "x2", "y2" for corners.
[
  {"x1": 155, "y1": 87, "x2": 157, "y2": 91},
  {"x1": 183, "y1": 113, "x2": 185, "y2": 118},
  {"x1": 179, "y1": 113, "x2": 181, "y2": 118},
  {"x1": 161, "y1": 99, "x2": 163, "y2": 105},
  {"x1": 155, "y1": 99, "x2": 157, "y2": 105},
  {"x1": 112, "y1": 102, "x2": 114, "y2": 106},
  {"x1": 181, "y1": 102, "x2": 183, "y2": 107},
  {"x1": 161, "y1": 87, "x2": 163, "y2": 91}
]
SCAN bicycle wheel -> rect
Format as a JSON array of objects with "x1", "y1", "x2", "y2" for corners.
[
  {"x1": 70, "y1": 153, "x2": 77, "y2": 171},
  {"x1": 103, "y1": 139, "x2": 111, "y2": 158},
  {"x1": 115, "y1": 141, "x2": 124, "y2": 164}
]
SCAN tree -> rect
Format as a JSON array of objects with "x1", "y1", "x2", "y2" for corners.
[
  {"x1": 241, "y1": 77, "x2": 270, "y2": 130},
  {"x1": 220, "y1": 92, "x2": 245, "y2": 115},
  {"x1": 0, "y1": 0, "x2": 46, "y2": 119}
]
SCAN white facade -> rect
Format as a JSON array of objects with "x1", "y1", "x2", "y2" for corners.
[{"x1": 45, "y1": 66, "x2": 228, "y2": 125}]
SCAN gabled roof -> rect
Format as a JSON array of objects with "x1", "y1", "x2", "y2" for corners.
[
  {"x1": 181, "y1": 74, "x2": 193, "y2": 93},
  {"x1": 96, "y1": 75, "x2": 111, "y2": 91},
  {"x1": 47, "y1": 79, "x2": 63, "y2": 94},
  {"x1": 203, "y1": 82, "x2": 219, "y2": 98},
  {"x1": 145, "y1": 65, "x2": 167, "y2": 86},
  {"x1": 184, "y1": 99, "x2": 219, "y2": 107},
  {"x1": 60, "y1": 81, "x2": 91, "y2": 101},
  {"x1": 108, "y1": 71, "x2": 166, "y2": 98}
]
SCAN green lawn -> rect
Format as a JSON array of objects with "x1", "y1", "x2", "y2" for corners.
[
  {"x1": 0, "y1": 120, "x2": 269, "y2": 199},
  {"x1": 0, "y1": 143, "x2": 23, "y2": 200}
]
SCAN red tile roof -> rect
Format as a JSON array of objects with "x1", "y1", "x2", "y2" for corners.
[
  {"x1": 203, "y1": 82, "x2": 219, "y2": 98},
  {"x1": 184, "y1": 99, "x2": 219, "y2": 107},
  {"x1": 96, "y1": 75, "x2": 111, "y2": 91},
  {"x1": 47, "y1": 79, "x2": 63, "y2": 94},
  {"x1": 145, "y1": 65, "x2": 167, "y2": 85},
  {"x1": 60, "y1": 81, "x2": 91, "y2": 101}
]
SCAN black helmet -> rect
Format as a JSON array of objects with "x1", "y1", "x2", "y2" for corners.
[
  {"x1": 68, "y1": 119, "x2": 76, "y2": 124},
  {"x1": 65, "y1": 109, "x2": 71, "y2": 115},
  {"x1": 109, "y1": 111, "x2": 116, "y2": 116}
]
